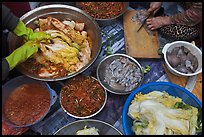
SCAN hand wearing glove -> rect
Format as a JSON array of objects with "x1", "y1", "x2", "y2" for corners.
[
  {"x1": 5, "y1": 41, "x2": 39, "y2": 71},
  {"x1": 13, "y1": 20, "x2": 51, "y2": 41}
]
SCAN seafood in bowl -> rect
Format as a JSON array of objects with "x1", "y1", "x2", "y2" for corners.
[
  {"x1": 104, "y1": 57, "x2": 142, "y2": 91},
  {"x1": 166, "y1": 46, "x2": 198, "y2": 74},
  {"x1": 97, "y1": 54, "x2": 144, "y2": 95},
  {"x1": 162, "y1": 41, "x2": 202, "y2": 77},
  {"x1": 20, "y1": 16, "x2": 92, "y2": 78}
]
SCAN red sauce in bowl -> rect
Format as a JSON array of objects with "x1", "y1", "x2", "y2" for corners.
[
  {"x1": 4, "y1": 83, "x2": 51, "y2": 126},
  {"x1": 60, "y1": 75, "x2": 106, "y2": 117},
  {"x1": 79, "y1": 2, "x2": 124, "y2": 19}
]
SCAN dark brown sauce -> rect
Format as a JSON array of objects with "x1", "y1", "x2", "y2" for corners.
[{"x1": 4, "y1": 83, "x2": 51, "y2": 126}]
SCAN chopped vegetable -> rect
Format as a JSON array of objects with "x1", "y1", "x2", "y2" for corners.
[
  {"x1": 102, "y1": 32, "x2": 115, "y2": 56},
  {"x1": 105, "y1": 46, "x2": 112, "y2": 56},
  {"x1": 142, "y1": 65, "x2": 150, "y2": 74},
  {"x1": 173, "y1": 102, "x2": 191, "y2": 110}
]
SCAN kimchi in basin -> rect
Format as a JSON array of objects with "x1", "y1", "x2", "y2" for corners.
[{"x1": 7, "y1": 4, "x2": 102, "y2": 81}]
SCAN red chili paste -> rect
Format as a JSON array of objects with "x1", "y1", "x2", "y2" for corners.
[
  {"x1": 60, "y1": 75, "x2": 105, "y2": 117},
  {"x1": 79, "y1": 2, "x2": 124, "y2": 19},
  {"x1": 4, "y1": 83, "x2": 50, "y2": 126}
]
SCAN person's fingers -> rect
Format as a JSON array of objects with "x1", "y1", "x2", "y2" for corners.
[
  {"x1": 146, "y1": 21, "x2": 158, "y2": 30},
  {"x1": 146, "y1": 19, "x2": 152, "y2": 25},
  {"x1": 150, "y1": 26, "x2": 156, "y2": 30},
  {"x1": 147, "y1": 24, "x2": 154, "y2": 30},
  {"x1": 146, "y1": 22, "x2": 151, "y2": 26},
  {"x1": 146, "y1": 16, "x2": 164, "y2": 30}
]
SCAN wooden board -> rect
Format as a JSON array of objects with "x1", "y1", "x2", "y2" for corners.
[
  {"x1": 163, "y1": 64, "x2": 202, "y2": 102},
  {"x1": 123, "y1": 10, "x2": 161, "y2": 58}
]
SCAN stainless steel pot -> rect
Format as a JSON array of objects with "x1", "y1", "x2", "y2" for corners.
[{"x1": 7, "y1": 4, "x2": 102, "y2": 81}]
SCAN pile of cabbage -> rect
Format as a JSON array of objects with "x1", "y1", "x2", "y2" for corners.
[
  {"x1": 128, "y1": 91, "x2": 202, "y2": 135},
  {"x1": 26, "y1": 16, "x2": 92, "y2": 78}
]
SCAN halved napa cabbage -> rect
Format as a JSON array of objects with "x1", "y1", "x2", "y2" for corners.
[{"x1": 128, "y1": 91, "x2": 199, "y2": 135}]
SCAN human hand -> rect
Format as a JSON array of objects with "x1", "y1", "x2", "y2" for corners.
[
  {"x1": 146, "y1": 16, "x2": 171, "y2": 30},
  {"x1": 5, "y1": 41, "x2": 39, "y2": 70},
  {"x1": 13, "y1": 21, "x2": 51, "y2": 41},
  {"x1": 147, "y1": 2, "x2": 162, "y2": 15}
]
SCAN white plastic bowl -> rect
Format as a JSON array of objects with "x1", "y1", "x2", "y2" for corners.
[{"x1": 162, "y1": 41, "x2": 202, "y2": 77}]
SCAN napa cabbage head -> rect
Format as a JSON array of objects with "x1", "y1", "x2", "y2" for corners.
[{"x1": 128, "y1": 91, "x2": 199, "y2": 135}]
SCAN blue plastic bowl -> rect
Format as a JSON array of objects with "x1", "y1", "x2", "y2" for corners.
[{"x1": 122, "y1": 82, "x2": 202, "y2": 135}]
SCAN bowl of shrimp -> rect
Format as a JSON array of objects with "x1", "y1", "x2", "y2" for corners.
[{"x1": 7, "y1": 4, "x2": 102, "y2": 81}]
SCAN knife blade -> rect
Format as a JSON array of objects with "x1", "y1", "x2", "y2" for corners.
[
  {"x1": 137, "y1": 11, "x2": 153, "y2": 32},
  {"x1": 185, "y1": 75, "x2": 197, "y2": 92}
]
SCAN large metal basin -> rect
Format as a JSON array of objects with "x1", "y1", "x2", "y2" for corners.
[{"x1": 7, "y1": 4, "x2": 102, "y2": 81}]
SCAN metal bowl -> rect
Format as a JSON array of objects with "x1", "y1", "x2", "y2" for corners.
[
  {"x1": 7, "y1": 4, "x2": 102, "y2": 81},
  {"x1": 76, "y1": 2, "x2": 129, "y2": 26},
  {"x1": 59, "y1": 75, "x2": 107, "y2": 119},
  {"x1": 54, "y1": 119, "x2": 122, "y2": 135},
  {"x1": 96, "y1": 54, "x2": 144, "y2": 95}
]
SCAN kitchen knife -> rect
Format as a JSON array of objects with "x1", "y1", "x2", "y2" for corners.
[{"x1": 137, "y1": 11, "x2": 153, "y2": 32}]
